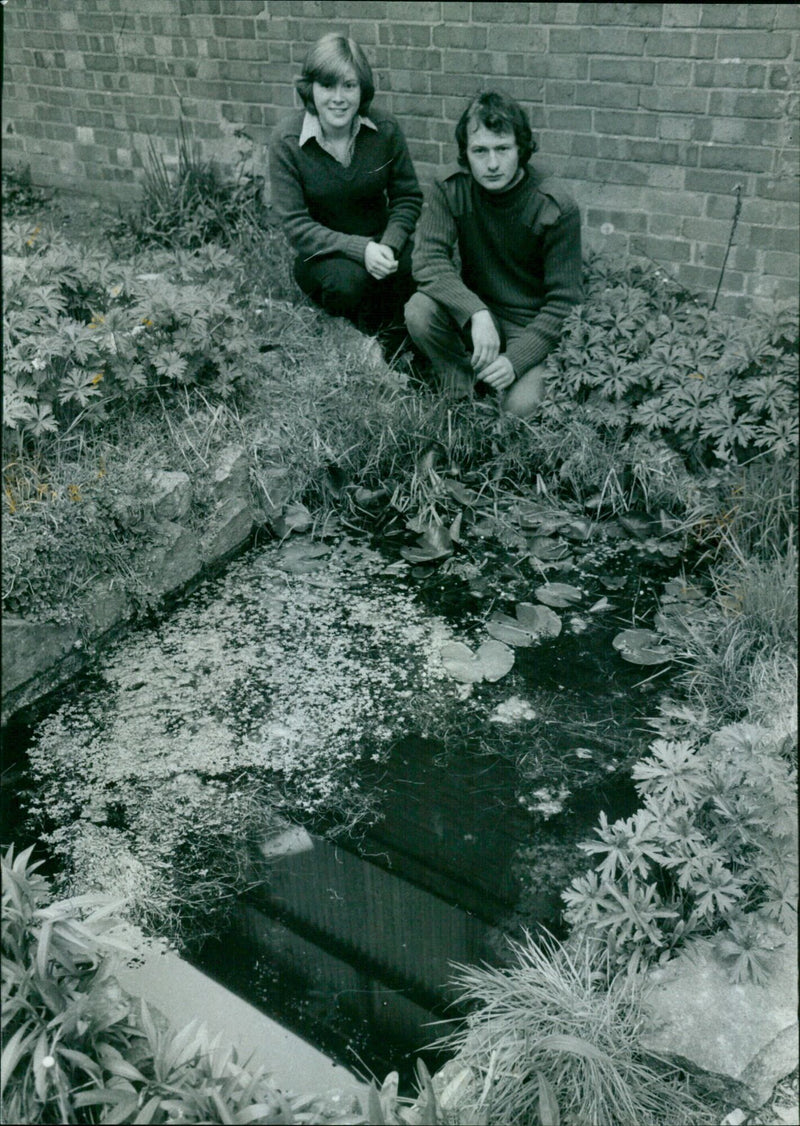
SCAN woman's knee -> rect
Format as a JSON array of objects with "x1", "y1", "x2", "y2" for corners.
[{"x1": 296, "y1": 256, "x2": 369, "y2": 317}]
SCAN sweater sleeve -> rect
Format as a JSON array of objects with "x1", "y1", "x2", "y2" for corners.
[
  {"x1": 269, "y1": 130, "x2": 370, "y2": 265},
  {"x1": 505, "y1": 202, "x2": 584, "y2": 376},
  {"x1": 379, "y1": 122, "x2": 423, "y2": 255},
  {"x1": 411, "y1": 180, "x2": 488, "y2": 326}
]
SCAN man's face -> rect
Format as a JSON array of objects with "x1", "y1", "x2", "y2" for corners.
[{"x1": 465, "y1": 124, "x2": 520, "y2": 192}]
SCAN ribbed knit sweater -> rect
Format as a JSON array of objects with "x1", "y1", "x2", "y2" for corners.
[
  {"x1": 270, "y1": 107, "x2": 423, "y2": 265},
  {"x1": 411, "y1": 165, "x2": 584, "y2": 374}
]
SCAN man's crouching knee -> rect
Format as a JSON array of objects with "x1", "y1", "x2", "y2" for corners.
[{"x1": 502, "y1": 363, "x2": 547, "y2": 419}]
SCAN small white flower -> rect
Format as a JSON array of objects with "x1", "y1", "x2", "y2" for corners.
[{"x1": 42, "y1": 1055, "x2": 56, "y2": 1069}]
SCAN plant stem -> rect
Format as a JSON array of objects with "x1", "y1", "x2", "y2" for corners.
[{"x1": 711, "y1": 184, "x2": 743, "y2": 311}]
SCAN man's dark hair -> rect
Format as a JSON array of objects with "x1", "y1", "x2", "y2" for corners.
[
  {"x1": 455, "y1": 91, "x2": 537, "y2": 168},
  {"x1": 296, "y1": 34, "x2": 375, "y2": 117}
]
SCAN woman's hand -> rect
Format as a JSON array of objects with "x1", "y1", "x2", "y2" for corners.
[{"x1": 364, "y1": 241, "x2": 398, "y2": 280}]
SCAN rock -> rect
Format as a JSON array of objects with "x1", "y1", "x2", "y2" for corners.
[
  {"x1": 137, "y1": 522, "x2": 202, "y2": 597},
  {"x1": 81, "y1": 581, "x2": 131, "y2": 635},
  {"x1": 1, "y1": 617, "x2": 80, "y2": 697},
  {"x1": 212, "y1": 445, "x2": 250, "y2": 503},
  {"x1": 146, "y1": 470, "x2": 192, "y2": 522},
  {"x1": 200, "y1": 497, "x2": 254, "y2": 562},
  {"x1": 639, "y1": 930, "x2": 798, "y2": 1108}
]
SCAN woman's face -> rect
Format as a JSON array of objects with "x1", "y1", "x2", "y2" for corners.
[{"x1": 312, "y1": 63, "x2": 361, "y2": 134}]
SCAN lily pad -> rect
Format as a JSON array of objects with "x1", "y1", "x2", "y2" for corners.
[
  {"x1": 535, "y1": 582, "x2": 583, "y2": 608},
  {"x1": 612, "y1": 628, "x2": 675, "y2": 665},
  {"x1": 486, "y1": 601, "x2": 562, "y2": 646},
  {"x1": 275, "y1": 540, "x2": 331, "y2": 574},
  {"x1": 440, "y1": 639, "x2": 515, "y2": 683},
  {"x1": 400, "y1": 523, "x2": 454, "y2": 565}
]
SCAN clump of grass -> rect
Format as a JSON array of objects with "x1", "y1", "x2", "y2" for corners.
[
  {"x1": 436, "y1": 930, "x2": 713, "y2": 1126},
  {"x1": 672, "y1": 536, "x2": 797, "y2": 723}
]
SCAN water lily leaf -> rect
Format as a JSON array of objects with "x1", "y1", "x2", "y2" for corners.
[
  {"x1": 600, "y1": 575, "x2": 627, "y2": 591},
  {"x1": 475, "y1": 639, "x2": 515, "y2": 681},
  {"x1": 486, "y1": 602, "x2": 561, "y2": 646},
  {"x1": 516, "y1": 602, "x2": 562, "y2": 638},
  {"x1": 275, "y1": 540, "x2": 331, "y2": 574},
  {"x1": 588, "y1": 597, "x2": 611, "y2": 613},
  {"x1": 440, "y1": 639, "x2": 514, "y2": 683},
  {"x1": 400, "y1": 523, "x2": 453, "y2": 564},
  {"x1": 535, "y1": 582, "x2": 582, "y2": 608},
  {"x1": 486, "y1": 613, "x2": 536, "y2": 647},
  {"x1": 612, "y1": 628, "x2": 674, "y2": 665},
  {"x1": 526, "y1": 535, "x2": 569, "y2": 561},
  {"x1": 662, "y1": 578, "x2": 706, "y2": 602}
]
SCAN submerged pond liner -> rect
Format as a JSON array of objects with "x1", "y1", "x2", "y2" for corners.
[{"x1": 10, "y1": 517, "x2": 689, "y2": 1083}]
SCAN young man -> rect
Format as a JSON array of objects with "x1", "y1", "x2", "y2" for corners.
[{"x1": 405, "y1": 91, "x2": 583, "y2": 418}]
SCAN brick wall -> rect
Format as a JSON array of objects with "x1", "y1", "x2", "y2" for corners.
[{"x1": 3, "y1": 1, "x2": 798, "y2": 315}]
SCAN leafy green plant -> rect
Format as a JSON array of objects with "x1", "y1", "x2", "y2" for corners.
[
  {"x1": 432, "y1": 930, "x2": 711, "y2": 1126},
  {"x1": 1, "y1": 164, "x2": 52, "y2": 216},
  {"x1": 123, "y1": 118, "x2": 269, "y2": 251},
  {"x1": 2, "y1": 230, "x2": 266, "y2": 456},
  {"x1": 562, "y1": 719, "x2": 797, "y2": 979},
  {"x1": 543, "y1": 252, "x2": 798, "y2": 473},
  {"x1": 1, "y1": 842, "x2": 304, "y2": 1124}
]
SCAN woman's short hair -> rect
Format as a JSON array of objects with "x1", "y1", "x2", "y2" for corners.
[
  {"x1": 455, "y1": 91, "x2": 537, "y2": 168},
  {"x1": 296, "y1": 34, "x2": 375, "y2": 116}
]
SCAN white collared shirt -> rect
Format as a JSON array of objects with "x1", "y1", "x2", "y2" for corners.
[{"x1": 299, "y1": 111, "x2": 377, "y2": 167}]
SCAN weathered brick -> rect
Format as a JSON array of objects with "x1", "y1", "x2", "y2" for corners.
[
  {"x1": 663, "y1": 4, "x2": 702, "y2": 27},
  {"x1": 637, "y1": 235, "x2": 692, "y2": 263},
  {"x1": 695, "y1": 61, "x2": 767, "y2": 88},
  {"x1": 378, "y1": 22, "x2": 432, "y2": 46},
  {"x1": 659, "y1": 117, "x2": 695, "y2": 141},
  {"x1": 391, "y1": 47, "x2": 441, "y2": 71},
  {"x1": 472, "y1": 2, "x2": 531, "y2": 22},
  {"x1": 685, "y1": 168, "x2": 753, "y2": 194},
  {"x1": 432, "y1": 24, "x2": 487, "y2": 49},
  {"x1": 639, "y1": 87, "x2": 709, "y2": 114},
  {"x1": 589, "y1": 58, "x2": 655, "y2": 84},
  {"x1": 699, "y1": 143, "x2": 773, "y2": 172},
  {"x1": 587, "y1": 207, "x2": 648, "y2": 232},
  {"x1": 573, "y1": 83, "x2": 640, "y2": 109},
  {"x1": 593, "y1": 110, "x2": 658, "y2": 137},
  {"x1": 486, "y1": 24, "x2": 547, "y2": 52},
  {"x1": 583, "y1": 3, "x2": 662, "y2": 26},
  {"x1": 717, "y1": 32, "x2": 792, "y2": 59},
  {"x1": 648, "y1": 212, "x2": 681, "y2": 237}
]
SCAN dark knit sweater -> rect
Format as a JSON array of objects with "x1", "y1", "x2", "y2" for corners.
[
  {"x1": 411, "y1": 165, "x2": 584, "y2": 374},
  {"x1": 270, "y1": 107, "x2": 422, "y2": 265}
]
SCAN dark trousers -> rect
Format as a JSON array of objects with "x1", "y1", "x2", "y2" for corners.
[{"x1": 294, "y1": 242, "x2": 414, "y2": 334}]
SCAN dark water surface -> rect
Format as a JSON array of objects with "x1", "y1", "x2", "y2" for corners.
[{"x1": 4, "y1": 525, "x2": 681, "y2": 1085}]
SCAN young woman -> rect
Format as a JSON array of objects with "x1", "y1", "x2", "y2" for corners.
[{"x1": 269, "y1": 34, "x2": 422, "y2": 334}]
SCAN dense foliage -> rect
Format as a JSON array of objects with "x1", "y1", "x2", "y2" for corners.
[{"x1": 1, "y1": 845, "x2": 293, "y2": 1125}]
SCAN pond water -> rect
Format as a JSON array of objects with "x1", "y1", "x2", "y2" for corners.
[{"x1": 4, "y1": 512, "x2": 684, "y2": 1086}]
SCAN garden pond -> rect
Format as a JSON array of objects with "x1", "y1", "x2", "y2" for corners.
[{"x1": 2, "y1": 500, "x2": 695, "y2": 1085}]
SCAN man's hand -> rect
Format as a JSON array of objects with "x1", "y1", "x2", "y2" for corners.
[
  {"x1": 477, "y1": 354, "x2": 516, "y2": 391},
  {"x1": 470, "y1": 310, "x2": 501, "y2": 371},
  {"x1": 364, "y1": 242, "x2": 398, "y2": 280}
]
